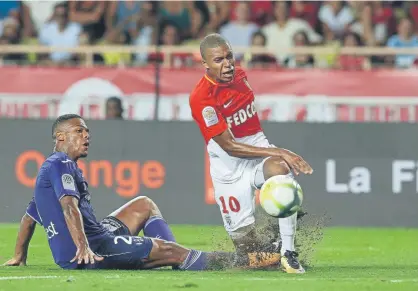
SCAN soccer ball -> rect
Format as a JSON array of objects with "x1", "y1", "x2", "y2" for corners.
[{"x1": 259, "y1": 175, "x2": 303, "y2": 218}]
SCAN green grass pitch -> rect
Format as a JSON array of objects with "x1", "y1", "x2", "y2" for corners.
[{"x1": 0, "y1": 224, "x2": 417, "y2": 291}]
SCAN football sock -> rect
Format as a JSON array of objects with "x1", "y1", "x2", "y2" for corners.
[
  {"x1": 279, "y1": 212, "x2": 297, "y2": 255},
  {"x1": 143, "y1": 216, "x2": 176, "y2": 242},
  {"x1": 178, "y1": 250, "x2": 235, "y2": 271},
  {"x1": 178, "y1": 250, "x2": 207, "y2": 270}
]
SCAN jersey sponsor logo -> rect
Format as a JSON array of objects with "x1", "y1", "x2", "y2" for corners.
[
  {"x1": 61, "y1": 173, "x2": 76, "y2": 191},
  {"x1": 61, "y1": 159, "x2": 73, "y2": 164},
  {"x1": 226, "y1": 101, "x2": 257, "y2": 128},
  {"x1": 45, "y1": 221, "x2": 59, "y2": 239},
  {"x1": 15, "y1": 150, "x2": 166, "y2": 198},
  {"x1": 202, "y1": 106, "x2": 219, "y2": 127}
]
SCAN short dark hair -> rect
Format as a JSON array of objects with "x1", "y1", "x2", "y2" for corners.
[
  {"x1": 200, "y1": 33, "x2": 230, "y2": 60},
  {"x1": 251, "y1": 30, "x2": 266, "y2": 45},
  {"x1": 106, "y1": 96, "x2": 124, "y2": 110},
  {"x1": 52, "y1": 114, "x2": 82, "y2": 139}
]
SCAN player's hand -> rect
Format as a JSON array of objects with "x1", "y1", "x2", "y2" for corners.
[
  {"x1": 70, "y1": 245, "x2": 103, "y2": 265},
  {"x1": 279, "y1": 149, "x2": 313, "y2": 176},
  {"x1": 3, "y1": 257, "x2": 26, "y2": 266}
]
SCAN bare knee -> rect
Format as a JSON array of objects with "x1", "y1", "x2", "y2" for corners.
[
  {"x1": 130, "y1": 196, "x2": 161, "y2": 218},
  {"x1": 263, "y1": 157, "x2": 290, "y2": 180}
]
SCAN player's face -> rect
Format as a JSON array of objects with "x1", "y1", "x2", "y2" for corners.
[
  {"x1": 61, "y1": 118, "x2": 90, "y2": 160},
  {"x1": 106, "y1": 101, "x2": 122, "y2": 119},
  {"x1": 203, "y1": 45, "x2": 235, "y2": 83}
]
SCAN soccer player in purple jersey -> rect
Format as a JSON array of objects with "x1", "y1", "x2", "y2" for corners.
[
  {"x1": 4, "y1": 195, "x2": 176, "y2": 267},
  {"x1": 3, "y1": 114, "x2": 234, "y2": 270}
]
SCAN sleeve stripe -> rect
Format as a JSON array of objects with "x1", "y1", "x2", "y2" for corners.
[{"x1": 58, "y1": 193, "x2": 80, "y2": 201}]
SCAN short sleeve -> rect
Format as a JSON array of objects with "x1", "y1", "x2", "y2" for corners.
[
  {"x1": 48, "y1": 160, "x2": 80, "y2": 201},
  {"x1": 25, "y1": 198, "x2": 42, "y2": 225},
  {"x1": 190, "y1": 98, "x2": 228, "y2": 143}
]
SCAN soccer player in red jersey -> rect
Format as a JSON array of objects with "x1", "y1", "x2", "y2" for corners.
[{"x1": 189, "y1": 34, "x2": 313, "y2": 273}]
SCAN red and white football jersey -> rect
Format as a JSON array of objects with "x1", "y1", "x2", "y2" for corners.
[{"x1": 190, "y1": 67, "x2": 271, "y2": 182}]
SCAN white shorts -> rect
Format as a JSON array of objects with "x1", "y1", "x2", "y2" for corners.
[{"x1": 212, "y1": 157, "x2": 270, "y2": 237}]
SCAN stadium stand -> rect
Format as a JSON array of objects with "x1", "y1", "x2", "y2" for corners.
[{"x1": 1, "y1": 1, "x2": 418, "y2": 122}]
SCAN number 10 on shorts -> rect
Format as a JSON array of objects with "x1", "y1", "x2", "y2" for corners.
[{"x1": 219, "y1": 196, "x2": 241, "y2": 214}]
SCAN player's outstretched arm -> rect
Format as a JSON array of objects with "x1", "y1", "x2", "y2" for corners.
[
  {"x1": 213, "y1": 130, "x2": 313, "y2": 175},
  {"x1": 60, "y1": 196, "x2": 103, "y2": 265},
  {"x1": 3, "y1": 214, "x2": 36, "y2": 266}
]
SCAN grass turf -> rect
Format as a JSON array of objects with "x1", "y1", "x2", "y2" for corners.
[{"x1": 0, "y1": 224, "x2": 417, "y2": 291}]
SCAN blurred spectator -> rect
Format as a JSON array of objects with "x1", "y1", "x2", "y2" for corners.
[
  {"x1": 106, "y1": 0, "x2": 141, "y2": 37},
  {"x1": 244, "y1": 30, "x2": 277, "y2": 68},
  {"x1": 159, "y1": 1, "x2": 196, "y2": 40},
  {"x1": 206, "y1": 1, "x2": 231, "y2": 32},
  {"x1": 220, "y1": 2, "x2": 258, "y2": 60},
  {"x1": 0, "y1": 17, "x2": 20, "y2": 43},
  {"x1": 350, "y1": 4, "x2": 380, "y2": 46},
  {"x1": 189, "y1": 3, "x2": 205, "y2": 40},
  {"x1": 230, "y1": 1, "x2": 273, "y2": 26},
  {"x1": 106, "y1": 96, "x2": 124, "y2": 119},
  {"x1": 0, "y1": 17, "x2": 23, "y2": 63},
  {"x1": 337, "y1": 32, "x2": 370, "y2": 70},
  {"x1": 39, "y1": 2, "x2": 81, "y2": 64},
  {"x1": 285, "y1": 30, "x2": 314, "y2": 68},
  {"x1": 411, "y1": 3, "x2": 418, "y2": 31},
  {"x1": 160, "y1": 23, "x2": 180, "y2": 46},
  {"x1": 386, "y1": 17, "x2": 418, "y2": 68},
  {"x1": 126, "y1": 2, "x2": 157, "y2": 65},
  {"x1": 148, "y1": 22, "x2": 189, "y2": 67},
  {"x1": 23, "y1": 0, "x2": 61, "y2": 35},
  {"x1": 68, "y1": 1, "x2": 106, "y2": 42},
  {"x1": 182, "y1": 26, "x2": 217, "y2": 65},
  {"x1": 319, "y1": 1, "x2": 354, "y2": 37},
  {"x1": 0, "y1": 1, "x2": 35, "y2": 39},
  {"x1": 133, "y1": 28, "x2": 154, "y2": 66},
  {"x1": 262, "y1": 1, "x2": 321, "y2": 64},
  {"x1": 289, "y1": 1, "x2": 319, "y2": 30},
  {"x1": 315, "y1": 22, "x2": 340, "y2": 68},
  {"x1": 97, "y1": 17, "x2": 132, "y2": 66}
]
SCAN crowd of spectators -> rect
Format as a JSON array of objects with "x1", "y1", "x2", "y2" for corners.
[{"x1": 1, "y1": 0, "x2": 418, "y2": 69}]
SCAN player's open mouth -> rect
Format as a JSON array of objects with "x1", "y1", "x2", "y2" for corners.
[
  {"x1": 223, "y1": 69, "x2": 234, "y2": 77},
  {"x1": 83, "y1": 142, "x2": 89, "y2": 149}
]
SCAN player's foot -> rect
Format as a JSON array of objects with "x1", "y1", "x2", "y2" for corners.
[
  {"x1": 280, "y1": 250, "x2": 305, "y2": 274},
  {"x1": 247, "y1": 252, "x2": 281, "y2": 269}
]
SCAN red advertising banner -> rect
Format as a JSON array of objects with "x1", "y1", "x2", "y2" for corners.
[{"x1": 0, "y1": 67, "x2": 417, "y2": 121}]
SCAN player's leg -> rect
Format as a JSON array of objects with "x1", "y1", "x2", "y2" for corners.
[
  {"x1": 93, "y1": 235, "x2": 234, "y2": 271},
  {"x1": 103, "y1": 196, "x2": 175, "y2": 242},
  {"x1": 141, "y1": 239, "x2": 235, "y2": 270},
  {"x1": 254, "y1": 157, "x2": 305, "y2": 273},
  {"x1": 213, "y1": 177, "x2": 280, "y2": 269}
]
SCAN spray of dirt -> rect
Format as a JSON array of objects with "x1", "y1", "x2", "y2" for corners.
[{"x1": 206, "y1": 207, "x2": 330, "y2": 271}]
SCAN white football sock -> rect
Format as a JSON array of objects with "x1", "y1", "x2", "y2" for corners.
[{"x1": 279, "y1": 212, "x2": 297, "y2": 255}]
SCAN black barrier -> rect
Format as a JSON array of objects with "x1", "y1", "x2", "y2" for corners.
[{"x1": 0, "y1": 120, "x2": 417, "y2": 227}]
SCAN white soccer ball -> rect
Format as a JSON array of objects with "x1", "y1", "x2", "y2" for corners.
[{"x1": 259, "y1": 176, "x2": 303, "y2": 218}]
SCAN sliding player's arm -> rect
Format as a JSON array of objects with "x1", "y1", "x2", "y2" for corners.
[
  {"x1": 60, "y1": 196, "x2": 102, "y2": 264},
  {"x1": 49, "y1": 160, "x2": 102, "y2": 265},
  {"x1": 3, "y1": 214, "x2": 36, "y2": 266},
  {"x1": 191, "y1": 100, "x2": 312, "y2": 175},
  {"x1": 213, "y1": 129, "x2": 312, "y2": 175}
]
